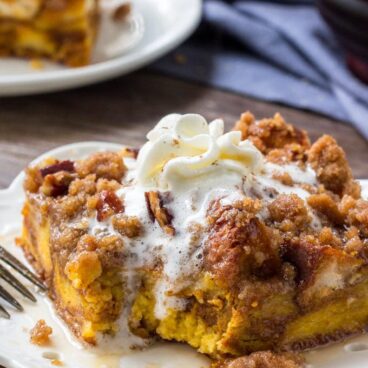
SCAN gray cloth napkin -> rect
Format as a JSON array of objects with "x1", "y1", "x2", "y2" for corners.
[{"x1": 152, "y1": 0, "x2": 368, "y2": 138}]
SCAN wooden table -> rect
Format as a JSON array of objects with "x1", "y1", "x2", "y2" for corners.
[{"x1": 1, "y1": 71, "x2": 367, "y2": 189}]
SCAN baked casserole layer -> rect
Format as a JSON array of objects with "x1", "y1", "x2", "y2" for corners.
[{"x1": 19, "y1": 112, "x2": 368, "y2": 361}]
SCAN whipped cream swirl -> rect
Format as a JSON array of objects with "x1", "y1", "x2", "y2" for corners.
[{"x1": 136, "y1": 114, "x2": 263, "y2": 189}]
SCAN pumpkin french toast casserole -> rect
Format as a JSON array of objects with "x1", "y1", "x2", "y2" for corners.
[
  {"x1": 19, "y1": 112, "x2": 368, "y2": 365},
  {"x1": 0, "y1": 0, "x2": 99, "y2": 66}
]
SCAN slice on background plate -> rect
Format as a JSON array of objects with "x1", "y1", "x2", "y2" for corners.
[
  {"x1": 0, "y1": 0, "x2": 202, "y2": 96},
  {"x1": 1, "y1": 111, "x2": 368, "y2": 368},
  {"x1": 0, "y1": 0, "x2": 101, "y2": 67}
]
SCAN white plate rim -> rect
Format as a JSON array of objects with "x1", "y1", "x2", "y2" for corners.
[{"x1": 0, "y1": 0, "x2": 202, "y2": 96}]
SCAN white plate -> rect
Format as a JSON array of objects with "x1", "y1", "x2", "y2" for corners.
[
  {"x1": 0, "y1": 141, "x2": 368, "y2": 368},
  {"x1": 0, "y1": 0, "x2": 202, "y2": 96}
]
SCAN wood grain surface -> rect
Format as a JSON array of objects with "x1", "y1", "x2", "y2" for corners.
[{"x1": 0, "y1": 70, "x2": 367, "y2": 189}]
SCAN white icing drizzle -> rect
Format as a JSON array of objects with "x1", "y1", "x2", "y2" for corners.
[{"x1": 86, "y1": 114, "x2": 322, "y2": 349}]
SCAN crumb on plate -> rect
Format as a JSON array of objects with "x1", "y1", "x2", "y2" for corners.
[
  {"x1": 30, "y1": 58, "x2": 44, "y2": 70},
  {"x1": 30, "y1": 319, "x2": 53, "y2": 346},
  {"x1": 51, "y1": 359, "x2": 64, "y2": 366}
]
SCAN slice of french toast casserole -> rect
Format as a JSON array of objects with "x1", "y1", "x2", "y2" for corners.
[{"x1": 19, "y1": 111, "x2": 368, "y2": 362}]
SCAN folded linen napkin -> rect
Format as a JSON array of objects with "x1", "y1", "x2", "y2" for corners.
[{"x1": 152, "y1": 0, "x2": 368, "y2": 138}]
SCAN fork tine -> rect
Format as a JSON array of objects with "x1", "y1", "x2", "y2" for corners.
[
  {"x1": 0, "y1": 284, "x2": 23, "y2": 311},
  {"x1": 0, "y1": 246, "x2": 46, "y2": 291},
  {"x1": 0, "y1": 304, "x2": 10, "y2": 319},
  {"x1": 0, "y1": 264, "x2": 36, "y2": 302}
]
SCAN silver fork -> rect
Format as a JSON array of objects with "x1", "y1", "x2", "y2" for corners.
[{"x1": 0, "y1": 245, "x2": 46, "y2": 318}]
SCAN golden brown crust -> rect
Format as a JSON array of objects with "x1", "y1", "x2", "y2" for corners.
[{"x1": 112, "y1": 214, "x2": 142, "y2": 238}]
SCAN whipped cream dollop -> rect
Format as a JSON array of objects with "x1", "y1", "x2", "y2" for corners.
[{"x1": 136, "y1": 114, "x2": 264, "y2": 189}]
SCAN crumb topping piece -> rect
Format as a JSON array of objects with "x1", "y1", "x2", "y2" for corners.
[
  {"x1": 272, "y1": 171, "x2": 294, "y2": 186},
  {"x1": 30, "y1": 319, "x2": 53, "y2": 346},
  {"x1": 308, "y1": 135, "x2": 360, "y2": 197},
  {"x1": 24, "y1": 158, "x2": 75, "y2": 195},
  {"x1": 75, "y1": 152, "x2": 126, "y2": 182},
  {"x1": 112, "y1": 214, "x2": 142, "y2": 238},
  {"x1": 40, "y1": 171, "x2": 75, "y2": 197},
  {"x1": 268, "y1": 194, "x2": 310, "y2": 231},
  {"x1": 234, "y1": 112, "x2": 310, "y2": 161}
]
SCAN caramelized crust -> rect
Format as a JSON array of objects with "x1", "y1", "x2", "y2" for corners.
[{"x1": 205, "y1": 199, "x2": 281, "y2": 285}]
